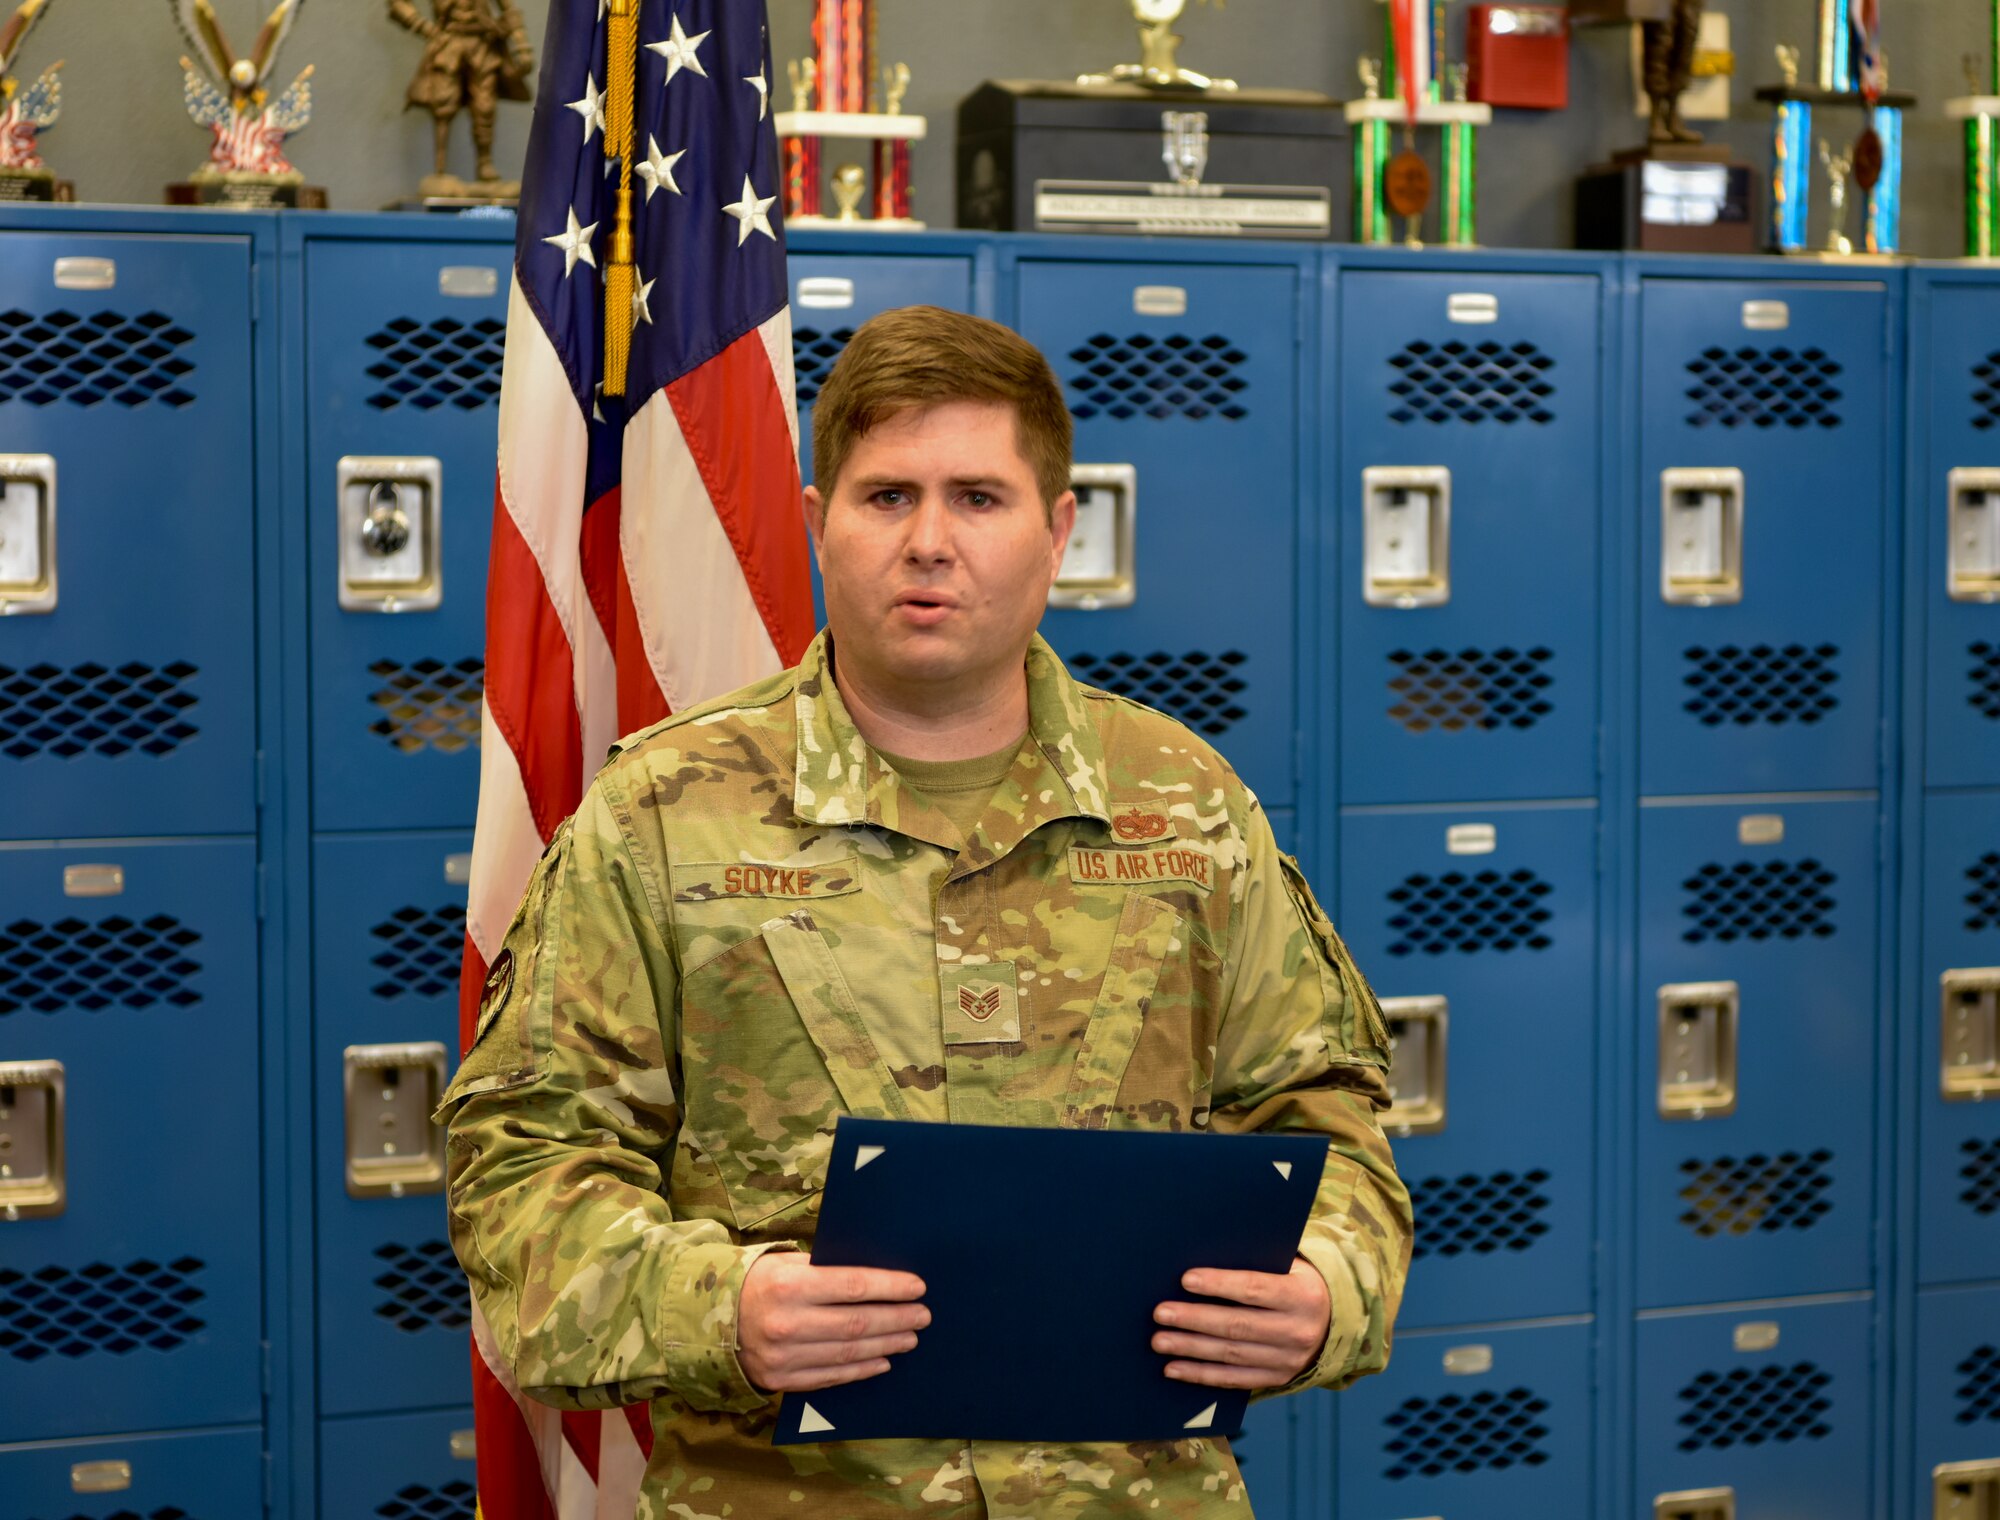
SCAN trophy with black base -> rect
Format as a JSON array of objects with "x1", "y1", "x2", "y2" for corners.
[
  {"x1": 166, "y1": 0, "x2": 324, "y2": 208},
  {"x1": 0, "y1": 0, "x2": 68, "y2": 202}
]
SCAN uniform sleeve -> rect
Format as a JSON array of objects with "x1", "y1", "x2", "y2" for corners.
[
  {"x1": 1207, "y1": 802, "x2": 1413, "y2": 1396},
  {"x1": 434, "y1": 781, "x2": 790, "y2": 1414}
]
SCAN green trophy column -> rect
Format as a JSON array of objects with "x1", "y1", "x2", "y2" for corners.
[
  {"x1": 1358, "y1": 115, "x2": 1391, "y2": 244},
  {"x1": 1443, "y1": 117, "x2": 1476, "y2": 246}
]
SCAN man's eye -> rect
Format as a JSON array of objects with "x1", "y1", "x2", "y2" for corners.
[
  {"x1": 965, "y1": 491, "x2": 994, "y2": 508},
  {"x1": 874, "y1": 489, "x2": 909, "y2": 507}
]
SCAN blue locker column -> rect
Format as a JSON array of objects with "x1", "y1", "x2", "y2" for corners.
[
  {"x1": 1009, "y1": 245, "x2": 1310, "y2": 812},
  {"x1": 1911, "y1": 1284, "x2": 2000, "y2": 1516},
  {"x1": 0, "y1": 1427, "x2": 264, "y2": 1520},
  {"x1": 322, "y1": 1407, "x2": 479, "y2": 1519}
]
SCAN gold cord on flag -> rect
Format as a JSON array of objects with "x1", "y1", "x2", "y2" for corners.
[{"x1": 602, "y1": 0, "x2": 638, "y2": 395}]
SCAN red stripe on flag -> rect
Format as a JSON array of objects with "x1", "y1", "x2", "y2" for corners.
[
  {"x1": 579, "y1": 483, "x2": 671, "y2": 735},
  {"x1": 472, "y1": 1339, "x2": 557, "y2": 1520},
  {"x1": 577, "y1": 489, "x2": 623, "y2": 654},
  {"x1": 562, "y1": 1412, "x2": 601, "y2": 1483},
  {"x1": 664, "y1": 333, "x2": 815, "y2": 667},
  {"x1": 622, "y1": 1401, "x2": 656, "y2": 1460},
  {"x1": 485, "y1": 480, "x2": 586, "y2": 840}
]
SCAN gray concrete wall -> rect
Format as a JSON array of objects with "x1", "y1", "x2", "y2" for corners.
[{"x1": 20, "y1": 1, "x2": 1994, "y2": 255}]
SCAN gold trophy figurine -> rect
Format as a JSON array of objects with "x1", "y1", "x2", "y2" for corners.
[
  {"x1": 1079, "y1": 0, "x2": 1238, "y2": 92},
  {"x1": 1819, "y1": 136, "x2": 1854, "y2": 255},
  {"x1": 387, "y1": 0, "x2": 535, "y2": 203}
]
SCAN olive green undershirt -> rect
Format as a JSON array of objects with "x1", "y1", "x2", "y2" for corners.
[{"x1": 877, "y1": 732, "x2": 1028, "y2": 845}]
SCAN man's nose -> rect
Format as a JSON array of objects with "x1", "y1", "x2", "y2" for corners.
[{"x1": 902, "y1": 494, "x2": 953, "y2": 562}]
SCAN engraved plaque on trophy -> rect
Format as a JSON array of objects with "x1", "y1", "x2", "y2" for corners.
[{"x1": 0, "y1": 0, "x2": 71, "y2": 202}]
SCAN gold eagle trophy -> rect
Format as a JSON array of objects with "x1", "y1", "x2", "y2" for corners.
[
  {"x1": 0, "y1": 0, "x2": 65, "y2": 201},
  {"x1": 168, "y1": 0, "x2": 319, "y2": 206}
]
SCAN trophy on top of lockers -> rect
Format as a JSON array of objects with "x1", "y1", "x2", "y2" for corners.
[
  {"x1": 1077, "y1": 0, "x2": 1237, "y2": 92},
  {"x1": 1348, "y1": 0, "x2": 1491, "y2": 247},
  {"x1": 0, "y1": 0, "x2": 65, "y2": 202},
  {"x1": 385, "y1": 0, "x2": 535, "y2": 207},
  {"x1": 1755, "y1": 0, "x2": 1915, "y2": 256},
  {"x1": 777, "y1": 0, "x2": 927, "y2": 229},
  {"x1": 167, "y1": 0, "x2": 321, "y2": 207},
  {"x1": 1943, "y1": 6, "x2": 2000, "y2": 258}
]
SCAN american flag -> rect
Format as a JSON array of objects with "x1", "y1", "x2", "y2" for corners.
[{"x1": 458, "y1": 1, "x2": 815, "y2": 1514}]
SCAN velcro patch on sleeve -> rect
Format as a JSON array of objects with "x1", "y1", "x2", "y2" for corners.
[
  {"x1": 670, "y1": 857, "x2": 861, "y2": 903},
  {"x1": 1068, "y1": 843, "x2": 1215, "y2": 891}
]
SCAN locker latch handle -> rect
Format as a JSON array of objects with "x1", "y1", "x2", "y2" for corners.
[
  {"x1": 1656, "y1": 1487, "x2": 1736, "y2": 1520},
  {"x1": 0, "y1": 454, "x2": 57, "y2": 615},
  {"x1": 1661, "y1": 467, "x2": 1744, "y2": 606},
  {"x1": 0, "y1": 1059, "x2": 66, "y2": 1220},
  {"x1": 344, "y1": 1042, "x2": 449, "y2": 1197},
  {"x1": 1941, "y1": 968, "x2": 2000, "y2": 1101},
  {"x1": 1050, "y1": 463, "x2": 1137, "y2": 611},
  {"x1": 337, "y1": 456, "x2": 443, "y2": 613},
  {"x1": 1362, "y1": 466, "x2": 1451, "y2": 608},
  {"x1": 1947, "y1": 467, "x2": 2000, "y2": 603},
  {"x1": 1935, "y1": 1458, "x2": 2000, "y2": 1519},
  {"x1": 1659, "y1": 981, "x2": 1739, "y2": 1120},
  {"x1": 1381, "y1": 994, "x2": 1448, "y2": 1137}
]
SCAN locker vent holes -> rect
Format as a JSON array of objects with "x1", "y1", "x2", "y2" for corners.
[
  {"x1": 1971, "y1": 643, "x2": 2000, "y2": 722},
  {"x1": 1956, "y1": 1346, "x2": 2000, "y2": 1423},
  {"x1": 1960, "y1": 1138, "x2": 2000, "y2": 1216},
  {"x1": 0, "y1": 1257, "x2": 206, "y2": 1361},
  {"x1": 40, "y1": 1512, "x2": 194, "y2": 1520},
  {"x1": 1973, "y1": 351, "x2": 2000, "y2": 431},
  {"x1": 1681, "y1": 644, "x2": 1841, "y2": 727},
  {"x1": 1381, "y1": 1387, "x2": 1552, "y2": 1479},
  {"x1": 1064, "y1": 334, "x2": 1250, "y2": 422},
  {"x1": 0, "y1": 914, "x2": 203, "y2": 1016},
  {"x1": 1387, "y1": 647, "x2": 1555, "y2": 733},
  {"x1": 1410, "y1": 1170, "x2": 1553, "y2": 1260},
  {"x1": 368, "y1": 658, "x2": 484, "y2": 754},
  {"x1": 1683, "y1": 346, "x2": 1843, "y2": 430},
  {"x1": 1675, "y1": 1362, "x2": 1834, "y2": 1450},
  {"x1": 0, "y1": 661, "x2": 200, "y2": 759},
  {"x1": 1387, "y1": 870, "x2": 1556, "y2": 957},
  {"x1": 1970, "y1": 855, "x2": 2000, "y2": 932},
  {"x1": 376, "y1": 1482, "x2": 476, "y2": 1520},
  {"x1": 793, "y1": 326, "x2": 856, "y2": 404},
  {"x1": 364, "y1": 317, "x2": 506, "y2": 411},
  {"x1": 1068, "y1": 650, "x2": 1248, "y2": 737},
  {"x1": 1679, "y1": 859, "x2": 1838, "y2": 944},
  {"x1": 1386, "y1": 339, "x2": 1556, "y2": 425},
  {"x1": 0, "y1": 308, "x2": 195, "y2": 407},
  {"x1": 1677, "y1": 1150, "x2": 1834, "y2": 1237},
  {"x1": 373, "y1": 1240, "x2": 471, "y2": 1333},
  {"x1": 370, "y1": 905, "x2": 470, "y2": 1000}
]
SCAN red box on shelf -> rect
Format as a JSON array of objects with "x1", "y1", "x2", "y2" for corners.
[{"x1": 1466, "y1": 5, "x2": 1570, "y2": 110}]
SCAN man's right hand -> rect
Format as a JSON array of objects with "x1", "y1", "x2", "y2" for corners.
[{"x1": 738, "y1": 1254, "x2": 929, "y2": 1393}]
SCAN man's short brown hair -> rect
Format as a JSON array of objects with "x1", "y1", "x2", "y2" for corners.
[{"x1": 809, "y1": 306, "x2": 1074, "y2": 510}]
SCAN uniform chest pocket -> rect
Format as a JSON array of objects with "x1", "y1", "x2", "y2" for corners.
[
  {"x1": 1063, "y1": 893, "x2": 1221, "y2": 1131},
  {"x1": 679, "y1": 909, "x2": 907, "y2": 1233}
]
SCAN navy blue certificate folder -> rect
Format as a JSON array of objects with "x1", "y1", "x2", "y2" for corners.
[{"x1": 771, "y1": 1116, "x2": 1328, "y2": 1445}]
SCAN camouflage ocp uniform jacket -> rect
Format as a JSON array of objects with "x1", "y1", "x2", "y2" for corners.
[{"x1": 437, "y1": 631, "x2": 1411, "y2": 1518}]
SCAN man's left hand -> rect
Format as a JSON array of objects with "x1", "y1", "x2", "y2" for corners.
[{"x1": 1151, "y1": 1258, "x2": 1330, "y2": 1389}]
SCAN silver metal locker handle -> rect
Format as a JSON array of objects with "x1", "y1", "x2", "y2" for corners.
[
  {"x1": 0, "y1": 1059, "x2": 66, "y2": 1220},
  {"x1": 1656, "y1": 1487, "x2": 1737, "y2": 1520},
  {"x1": 1050, "y1": 463, "x2": 1137, "y2": 610},
  {"x1": 344, "y1": 1042, "x2": 449, "y2": 1197},
  {"x1": 1941, "y1": 968, "x2": 2000, "y2": 1101},
  {"x1": 1935, "y1": 1460, "x2": 2000, "y2": 1520},
  {"x1": 1947, "y1": 467, "x2": 2000, "y2": 603},
  {"x1": 1661, "y1": 467, "x2": 1744, "y2": 606},
  {"x1": 1381, "y1": 995, "x2": 1448, "y2": 1137},
  {"x1": 337, "y1": 456, "x2": 443, "y2": 613},
  {"x1": 1362, "y1": 466, "x2": 1451, "y2": 608},
  {"x1": 1658, "y1": 981, "x2": 1739, "y2": 1120},
  {"x1": 0, "y1": 454, "x2": 57, "y2": 615}
]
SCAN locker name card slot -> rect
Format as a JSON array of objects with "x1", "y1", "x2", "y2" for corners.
[
  {"x1": 1942, "y1": 968, "x2": 2000, "y2": 1101},
  {"x1": 1051, "y1": 464, "x2": 1137, "y2": 611},
  {"x1": 71, "y1": 1460, "x2": 132, "y2": 1494},
  {"x1": 0, "y1": 454, "x2": 56, "y2": 614},
  {"x1": 0, "y1": 1059, "x2": 65, "y2": 1220},
  {"x1": 344, "y1": 1042, "x2": 448, "y2": 1196},
  {"x1": 1382, "y1": 995, "x2": 1447, "y2": 1137},
  {"x1": 337, "y1": 456, "x2": 443, "y2": 613}
]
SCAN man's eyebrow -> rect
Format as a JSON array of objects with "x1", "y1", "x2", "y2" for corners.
[{"x1": 847, "y1": 474, "x2": 1015, "y2": 492}]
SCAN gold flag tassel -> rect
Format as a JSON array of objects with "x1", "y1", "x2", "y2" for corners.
[{"x1": 602, "y1": 0, "x2": 638, "y2": 396}]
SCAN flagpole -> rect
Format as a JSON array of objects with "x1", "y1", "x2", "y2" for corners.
[{"x1": 603, "y1": 0, "x2": 638, "y2": 395}]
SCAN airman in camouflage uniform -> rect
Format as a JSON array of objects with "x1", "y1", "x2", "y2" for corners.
[{"x1": 437, "y1": 307, "x2": 1409, "y2": 1517}]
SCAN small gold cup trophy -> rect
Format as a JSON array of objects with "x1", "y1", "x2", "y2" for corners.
[
  {"x1": 1077, "y1": 0, "x2": 1237, "y2": 91},
  {"x1": 778, "y1": 0, "x2": 925, "y2": 229},
  {"x1": 0, "y1": 0, "x2": 67, "y2": 202},
  {"x1": 167, "y1": 0, "x2": 322, "y2": 207}
]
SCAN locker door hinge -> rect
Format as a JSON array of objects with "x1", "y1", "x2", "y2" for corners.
[
  {"x1": 261, "y1": 1338, "x2": 272, "y2": 1397},
  {"x1": 255, "y1": 749, "x2": 267, "y2": 809},
  {"x1": 256, "y1": 863, "x2": 268, "y2": 922},
  {"x1": 262, "y1": 1449, "x2": 273, "y2": 1512},
  {"x1": 250, "y1": 264, "x2": 260, "y2": 327}
]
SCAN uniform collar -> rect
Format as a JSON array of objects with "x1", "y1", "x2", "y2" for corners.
[{"x1": 790, "y1": 630, "x2": 1113, "y2": 851}]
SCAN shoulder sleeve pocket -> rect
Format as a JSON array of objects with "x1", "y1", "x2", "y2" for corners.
[{"x1": 1278, "y1": 852, "x2": 1392, "y2": 1064}]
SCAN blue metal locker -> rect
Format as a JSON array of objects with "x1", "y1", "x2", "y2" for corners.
[
  {"x1": 1633, "y1": 1296, "x2": 1872, "y2": 1520},
  {"x1": 1912, "y1": 277, "x2": 2000, "y2": 789},
  {"x1": 1338, "y1": 803, "x2": 1597, "y2": 1327},
  {"x1": 321, "y1": 1408, "x2": 479, "y2": 1519},
  {"x1": 1335, "y1": 1318, "x2": 1594, "y2": 1519},
  {"x1": 303, "y1": 228, "x2": 511, "y2": 834},
  {"x1": 1635, "y1": 277, "x2": 1889, "y2": 797},
  {"x1": 1633, "y1": 798, "x2": 1877, "y2": 1308},
  {"x1": 0, "y1": 1426, "x2": 263, "y2": 1520},
  {"x1": 0, "y1": 840, "x2": 262, "y2": 1441},
  {"x1": 1233, "y1": 1394, "x2": 1310, "y2": 1520},
  {"x1": 1014, "y1": 252, "x2": 1306, "y2": 810},
  {"x1": 1337, "y1": 266, "x2": 1603, "y2": 806},
  {"x1": 1917, "y1": 791, "x2": 2000, "y2": 1287},
  {"x1": 315, "y1": 832, "x2": 474, "y2": 1417},
  {"x1": 1911, "y1": 1283, "x2": 2000, "y2": 1518},
  {"x1": 0, "y1": 229, "x2": 258, "y2": 840}
]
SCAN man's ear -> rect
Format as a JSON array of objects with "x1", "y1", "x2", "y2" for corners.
[
  {"x1": 801, "y1": 483, "x2": 827, "y2": 557},
  {"x1": 1045, "y1": 488, "x2": 1078, "y2": 585}
]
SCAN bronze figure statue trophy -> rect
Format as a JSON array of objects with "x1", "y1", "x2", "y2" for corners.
[
  {"x1": 1574, "y1": 0, "x2": 1758, "y2": 251},
  {"x1": 387, "y1": 0, "x2": 535, "y2": 207}
]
